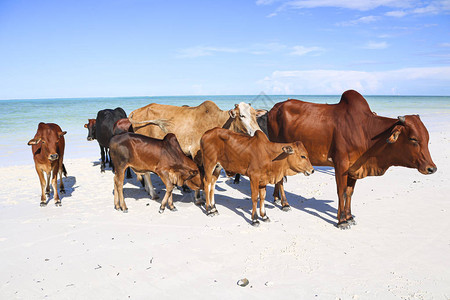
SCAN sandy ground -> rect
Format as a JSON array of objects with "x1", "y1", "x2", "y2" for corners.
[{"x1": 0, "y1": 129, "x2": 449, "y2": 299}]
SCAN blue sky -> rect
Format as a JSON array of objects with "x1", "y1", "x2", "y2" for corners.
[{"x1": 0, "y1": 0, "x2": 449, "y2": 99}]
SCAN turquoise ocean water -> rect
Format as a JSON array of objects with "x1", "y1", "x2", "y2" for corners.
[{"x1": 1, "y1": 94, "x2": 449, "y2": 167}]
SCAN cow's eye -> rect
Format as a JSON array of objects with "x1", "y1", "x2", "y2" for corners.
[
  {"x1": 301, "y1": 155, "x2": 306, "y2": 159},
  {"x1": 41, "y1": 140, "x2": 45, "y2": 144},
  {"x1": 409, "y1": 137, "x2": 418, "y2": 143},
  {"x1": 240, "y1": 115, "x2": 245, "y2": 118}
]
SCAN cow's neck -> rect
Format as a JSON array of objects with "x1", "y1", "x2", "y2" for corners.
[
  {"x1": 347, "y1": 115, "x2": 400, "y2": 179},
  {"x1": 220, "y1": 114, "x2": 246, "y2": 134},
  {"x1": 265, "y1": 146, "x2": 292, "y2": 183}
]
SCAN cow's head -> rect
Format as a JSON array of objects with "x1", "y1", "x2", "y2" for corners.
[
  {"x1": 84, "y1": 119, "x2": 96, "y2": 141},
  {"x1": 163, "y1": 133, "x2": 203, "y2": 190},
  {"x1": 278, "y1": 141, "x2": 314, "y2": 176},
  {"x1": 387, "y1": 115, "x2": 437, "y2": 175},
  {"x1": 228, "y1": 103, "x2": 261, "y2": 136},
  {"x1": 28, "y1": 123, "x2": 66, "y2": 162}
]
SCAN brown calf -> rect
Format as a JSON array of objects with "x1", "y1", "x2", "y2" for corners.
[
  {"x1": 28, "y1": 123, "x2": 67, "y2": 206},
  {"x1": 109, "y1": 133, "x2": 202, "y2": 213},
  {"x1": 201, "y1": 129, "x2": 314, "y2": 226}
]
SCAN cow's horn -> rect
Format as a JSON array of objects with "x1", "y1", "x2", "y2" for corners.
[{"x1": 398, "y1": 116, "x2": 406, "y2": 123}]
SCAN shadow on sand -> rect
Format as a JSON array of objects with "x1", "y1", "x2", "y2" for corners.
[
  {"x1": 42, "y1": 175, "x2": 78, "y2": 206},
  {"x1": 208, "y1": 171, "x2": 338, "y2": 226}
]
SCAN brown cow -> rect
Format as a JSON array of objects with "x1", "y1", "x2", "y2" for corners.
[
  {"x1": 201, "y1": 129, "x2": 314, "y2": 226},
  {"x1": 129, "y1": 101, "x2": 262, "y2": 201},
  {"x1": 28, "y1": 123, "x2": 67, "y2": 207},
  {"x1": 109, "y1": 133, "x2": 202, "y2": 213},
  {"x1": 267, "y1": 90, "x2": 437, "y2": 229},
  {"x1": 113, "y1": 118, "x2": 133, "y2": 135}
]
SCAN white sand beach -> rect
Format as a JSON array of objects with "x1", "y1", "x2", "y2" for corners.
[{"x1": 0, "y1": 116, "x2": 449, "y2": 299}]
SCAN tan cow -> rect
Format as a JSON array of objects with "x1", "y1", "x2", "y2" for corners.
[{"x1": 128, "y1": 100, "x2": 262, "y2": 200}]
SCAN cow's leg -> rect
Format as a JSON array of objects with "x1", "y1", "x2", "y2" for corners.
[
  {"x1": 202, "y1": 161, "x2": 216, "y2": 215},
  {"x1": 334, "y1": 160, "x2": 352, "y2": 229},
  {"x1": 143, "y1": 172, "x2": 159, "y2": 199},
  {"x1": 36, "y1": 167, "x2": 47, "y2": 206},
  {"x1": 250, "y1": 178, "x2": 260, "y2": 226},
  {"x1": 45, "y1": 171, "x2": 51, "y2": 196},
  {"x1": 344, "y1": 178, "x2": 357, "y2": 225},
  {"x1": 126, "y1": 167, "x2": 132, "y2": 179},
  {"x1": 114, "y1": 168, "x2": 127, "y2": 212},
  {"x1": 59, "y1": 161, "x2": 65, "y2": 194},
  {"x1": 207, "y1": 167, "x2": 221, "y2": 216},
  {"x1": 108, "y1": 148, "x2": 114, "y2": 170},
  {"x1": 159, "y1": 175, "x2": 176, "y2": 213},
  {"x1": 259, "y1": 186, "x2": 270, "y2": 222},
  {"x1": 113, "y1": 172, "x2": 120, "y2": 211},
  {"x1": 105, "y1": 148, "x2": 109, "y2": 163},
  {"x1": 277, "y1": 180, "x2": 291, "y2": 211},
  {"x1": 52, "y1": 166, "x2": 61, "y2": 206},
  {"x1": 273, "y1": 182, "x2": 281, "y2": 205},
  {"x1": 100, "y1": 146, "x2": 106, "y2": 172},
  {"x1": 233, "y1": 174, "x2": 240, "y2": 184}
]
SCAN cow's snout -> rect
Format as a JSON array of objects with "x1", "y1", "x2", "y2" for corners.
[
  {"x1": 304, "y1": 168, "x2": 314, "y2": 176},
  {"x1": 87, "y1": 137, "x2": 94, "y2": 141},
  {"x1": 427, "y1": 166, "x2": 437, "y2": 174},
  {"x1": 49, "y1": 154, "x2": 59, "y2": 161}
]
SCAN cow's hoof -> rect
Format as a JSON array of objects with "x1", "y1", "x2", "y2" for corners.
[
  {"x1": 207, "y1": 208, "x2": 219, "y2": 217},
  {"x1": 122, "y1": 209, "x2": 128, "y2": 213},
  {"x1": 262, "y1": 216, "x2": 270, "y2": 223},
  {"x1": 337, "y1": 221, "x2": 351, "y2": 230},
  {"x1": 282, "y1": 205, "x2": 291, "y2": 212},
  {"x1": 45, "y1": 192, "x2": 50, "y2": 196},
  {"x1": 169, "y1": 206, "x2": 177, "y2": 212},
  {"x1": 347, "y1": 217, "x2": 356, "y2": 225},
  {"x1": 159, "y1": 208, "x2": 165, "y2": 214},
  {"x1": 151, "y1": 194, "x2": 160, "y2": 200},
  {"x1": 60, "y1": 189, "x2": 66, "y2": 194},
  {"x1": 273, "y1": 199, "x2": 281, "y2": 205},
  {"x1": 251, "y1": 220, "x2": 260, "y2": 227},
  {"x1": 55, "y1": 201, "x2": 62, "y2": 207},
  {"x1": 40, "y1": 202, "x2": 47, "y2": 207}
]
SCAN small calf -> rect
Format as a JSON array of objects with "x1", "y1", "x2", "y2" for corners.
[
  {"x1": 109, "y1": 133, "x2": 202, "y2": 213},
  {"x1": 201, "y1": 128, "x2": 314, "y2": 226}
]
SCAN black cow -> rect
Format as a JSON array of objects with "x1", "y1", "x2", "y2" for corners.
[{"x1": 93, "y1": 108, "x2": 127, "y2": 173}]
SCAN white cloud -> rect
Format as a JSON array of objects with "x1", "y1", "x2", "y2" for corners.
[
  {"x1": 364, "y1": 41, "x2": 389, "y2": 49},
  {"x1": 337, "y1": 15, "x2": 379, "y2": 26},
  {"x1": 261, "y1": 0, "x2": 450, "y2": 17},
  {"x1": 290, "y1": 45, "x2": 324, "y2": 56},
  {"x1": 385, "y1": 10, "x2": 408, "y2": 17},
  {"x1": 177, "y1": 46, "x2": 241, "y2": 58},
  {"x1": 275, "y1": 0, "x2": 413, "y2": 11},
  {"x1": 258, "y1": 67, "x2": 450, "y2": 94}
]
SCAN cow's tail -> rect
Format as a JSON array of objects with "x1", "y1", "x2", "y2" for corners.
[
  {"x1": 128, "y1": 113, "x2": 170, "y2": 133},
  {"x1": 62, "y1": 163, "x2": 68, "y2": 177}
]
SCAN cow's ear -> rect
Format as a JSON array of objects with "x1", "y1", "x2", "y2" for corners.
[
  {"x1": 59, "y1": 131, "x2": 67, "y2": 138},
  {"x1": 387, "y1": 125, "x2": 403, "y2": 144},
  {"x1": 84, "y1": 124, "x2": 88, "y2": 128},
  {"x1": 255, "y1": 109, "x2": 267, "y2": 118},
  {"x1": 282, "y1": 146, "x2": 294, "y2": 155},
  {"x1": 27, "y1": 138, "x2": 41, "y2": 145},
  {"x1": 229, "y1": 108, "x2": 237, "y2": 118}
]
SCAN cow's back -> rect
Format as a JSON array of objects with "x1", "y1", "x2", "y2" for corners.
[
  {"x1": 268, "y1": 90, "x2": 375, "y2": 166},
  {"x1": 96, "y1": 108, "x2": 127, "y2": 147},
  {"x1": 130, "y1": 101, "x2": 228, "y2": 161}
]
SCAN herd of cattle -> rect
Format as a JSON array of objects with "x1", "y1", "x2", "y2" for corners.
[{"x1": 28, "y1": 90, "x2": 437, "y2": 229}]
